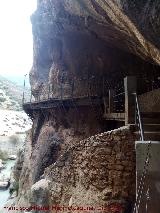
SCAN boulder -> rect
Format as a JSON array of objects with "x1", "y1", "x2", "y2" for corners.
[
  {"x1": 30, "y1": 179, "x2": 50, "y2": 213},
  {"x1": 0, "y1": 159, "x2": 5, "y2": 170},
  {"x1": 0, "y1": 181, "x2": 9, "y2": 189},
  {"x1": 8, "y1": 155, "x2": 17, "y2": 160}
]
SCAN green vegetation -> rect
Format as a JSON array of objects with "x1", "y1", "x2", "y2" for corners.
[
  {"x1": 0, "y1": 75, "x2": 30, "y2": 111},
  {"x1": 9, "y1": 135, "x2": 20, "y2": 145},
  {"x1": 9, "y1": 181, "x2": 19, "y2": 196},
  {"x1": 0, "y1": 97, "x2": 6, "y2": 102},
  {"x1": 0, "y1": 149, "x2": 9, "y2": 161}
]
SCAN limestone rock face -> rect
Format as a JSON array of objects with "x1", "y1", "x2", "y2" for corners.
[
  {"x1": 14, "y1": 119, "x2": 136, "y2": 212},
  {"x1": 14, "y1": 107, "x2": 105, "y2": 210},
  {"x1": 30, "y1": 0, "x2": 160, "y2": 97},
  {"x1": 139, "y1": 88, "x2": 160, "y2": 112},
  {"x1": 30, "y1": 179, "x2": 50, "y2": 213},
  {"x1": 34, "y1": 0, "x2": 160, "y2": 63},
  {"x1": 13, "y1": 1, "x2": 160, "y2": 212}
]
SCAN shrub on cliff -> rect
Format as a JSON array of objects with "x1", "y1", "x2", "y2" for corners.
[
  {"x1": 9, "y1": 180, "x2": 19, "y2": 196},
  {"x1": 0, "y1": 97, "x2": 6, "y2": 102},
  {"x1": 9, "y1": 135, "x2": 20, "y2": 145},
  {"x1": 0, "y1": 149, "x2": 8, "y2": 161}
]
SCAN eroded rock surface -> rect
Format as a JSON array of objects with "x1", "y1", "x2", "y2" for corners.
[
  {"x1": 33, "y1": 0, "x2": 160, "y2": 64},
  {"x1": 13, "y1": 121, "x2": 136, "y2": 212},
  {"x1": 30, "y1": 179, "x2": 50, "y2": 213},
  {"x1": 30, "y1": 0, "x2": 160, "y2": 97},
  {"x1": 11, "y1": 0, "x2": 160, "y2": 212}
]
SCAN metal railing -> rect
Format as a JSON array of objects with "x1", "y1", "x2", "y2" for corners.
[
  {"x1": 133, "y1": 92, "x2": 144, "y2": 141},
  {"x1": 23, "y1": 76, "x2": 111, "y2": 104},
  {"x1": 112, "y1": 91, "x2": 125, "y2": 113},
  {"x1": 107, "y1": 80, "x2": 125, "y2": 114}
]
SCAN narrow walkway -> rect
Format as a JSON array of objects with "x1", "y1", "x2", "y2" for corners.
[
  {"x1": 23, "y1": 96, "x2": 104, "y2": 117},
  {"x1": 22, "y1": 76, "x2": 125, "y2": 119}
]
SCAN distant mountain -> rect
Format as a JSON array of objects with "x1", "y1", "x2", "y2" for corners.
[
  {"x1": 0, "y1": 75, "x2": 31, "y2": 111},
  {"x1": 0, "y1": 109, "x2": 32, "y2": 136},
  {"x1": 4, "y1": 75, "x2": 30, "y2": 87}
]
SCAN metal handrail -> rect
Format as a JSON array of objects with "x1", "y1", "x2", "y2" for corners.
[
  {"x1": 113, "y1": 91, "x2": 125, "y2": 98},
  {"x1": 133, "y1": 92, "x2": 144, "y2": 141},
  {"x1": 23, "y1": 77, "x2": 110, "y2": 104}
]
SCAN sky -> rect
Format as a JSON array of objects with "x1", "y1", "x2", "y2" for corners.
[{"x1": 0, "y1": 0, "x2": 37, "y2": 78}]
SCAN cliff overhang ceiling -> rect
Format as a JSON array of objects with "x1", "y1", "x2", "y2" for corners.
[{"x1": 32, "y1": 0, "x2": 160, "y2": 65}]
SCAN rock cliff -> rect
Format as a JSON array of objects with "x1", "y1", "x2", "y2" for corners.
[
  {"x1": 30, "y1": 0, "x2": 160, "y2": 97},
  {"x1": 13, "y1": 124, "x2": 136, "y2": 213},
  {"x1": 10, "y1": 0, "x2": 160, "y2": 212}
]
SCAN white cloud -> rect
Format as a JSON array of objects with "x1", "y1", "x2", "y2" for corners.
[{"x1": 0, "y1": 0, "x2": 37, "y2": 77}]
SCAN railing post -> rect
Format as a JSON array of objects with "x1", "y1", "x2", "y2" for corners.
[
  {"x1": 22, "y1": 91, "x2": 25, "y2": 104},
  {"x1": 30, "y1": 92, "x2": 32, "y2": 102},
  {"x1": 124, "y1": 76, "x2": 137, "y2": 125},
  {"x1": 60, "y1": 81, "x2": 63, "y2": 100},
  {"x1": 134, "y1": 93, "x2": 144, "y2": 141},
  {"x1": 22, "y1": 74, "x2": 27, "y2": 104},
  {"x1": 60, "y1": 73, "x2": 64, "y2": 99},
  {"x1": 48, "y1": 84, "x2": 50, "y2": 99},
  {"x1": 71, "y1": 78, "x2": 74, "y2": 98},
  {"x1": 108, "y1": 89, "x2": 115, "y2": 113},
  {"x1": 51, "y1": 84, "x2": 54, "y2": 99}
]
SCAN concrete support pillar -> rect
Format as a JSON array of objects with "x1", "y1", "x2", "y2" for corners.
[{"x1": 124, "y1": 76, "x2": 137, "y2": 125}]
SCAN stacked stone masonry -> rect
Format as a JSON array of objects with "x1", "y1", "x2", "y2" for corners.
[{"x1": 41, "y1": 126, "x2": 136, "y2": 213}]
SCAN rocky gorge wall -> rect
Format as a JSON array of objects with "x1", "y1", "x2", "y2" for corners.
[
  {"x1": 9, "y1": 0, "x2": 160, "y2": 212},
  {"x1": 30, "y1": 0, "x2": 160, "y2": 98},
  {"x1": 12, "y1": 119, "x2": 136, "y2": 213},
  {"x1": 11, "y1": 107, "x2": 104, "y2": 209}
]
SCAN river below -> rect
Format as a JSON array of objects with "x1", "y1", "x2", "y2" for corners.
[{"x1": 0, "y1": 160, "x2": 16, "y2": 209}]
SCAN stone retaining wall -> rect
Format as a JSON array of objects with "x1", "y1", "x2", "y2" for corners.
[{"x1": 41, "y1": 126, "x2": 136, "y2": 213}]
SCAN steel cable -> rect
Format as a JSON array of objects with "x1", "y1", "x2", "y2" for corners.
[{"x1": 132, "y1": 141, "x2": 151, "y2": 213}]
